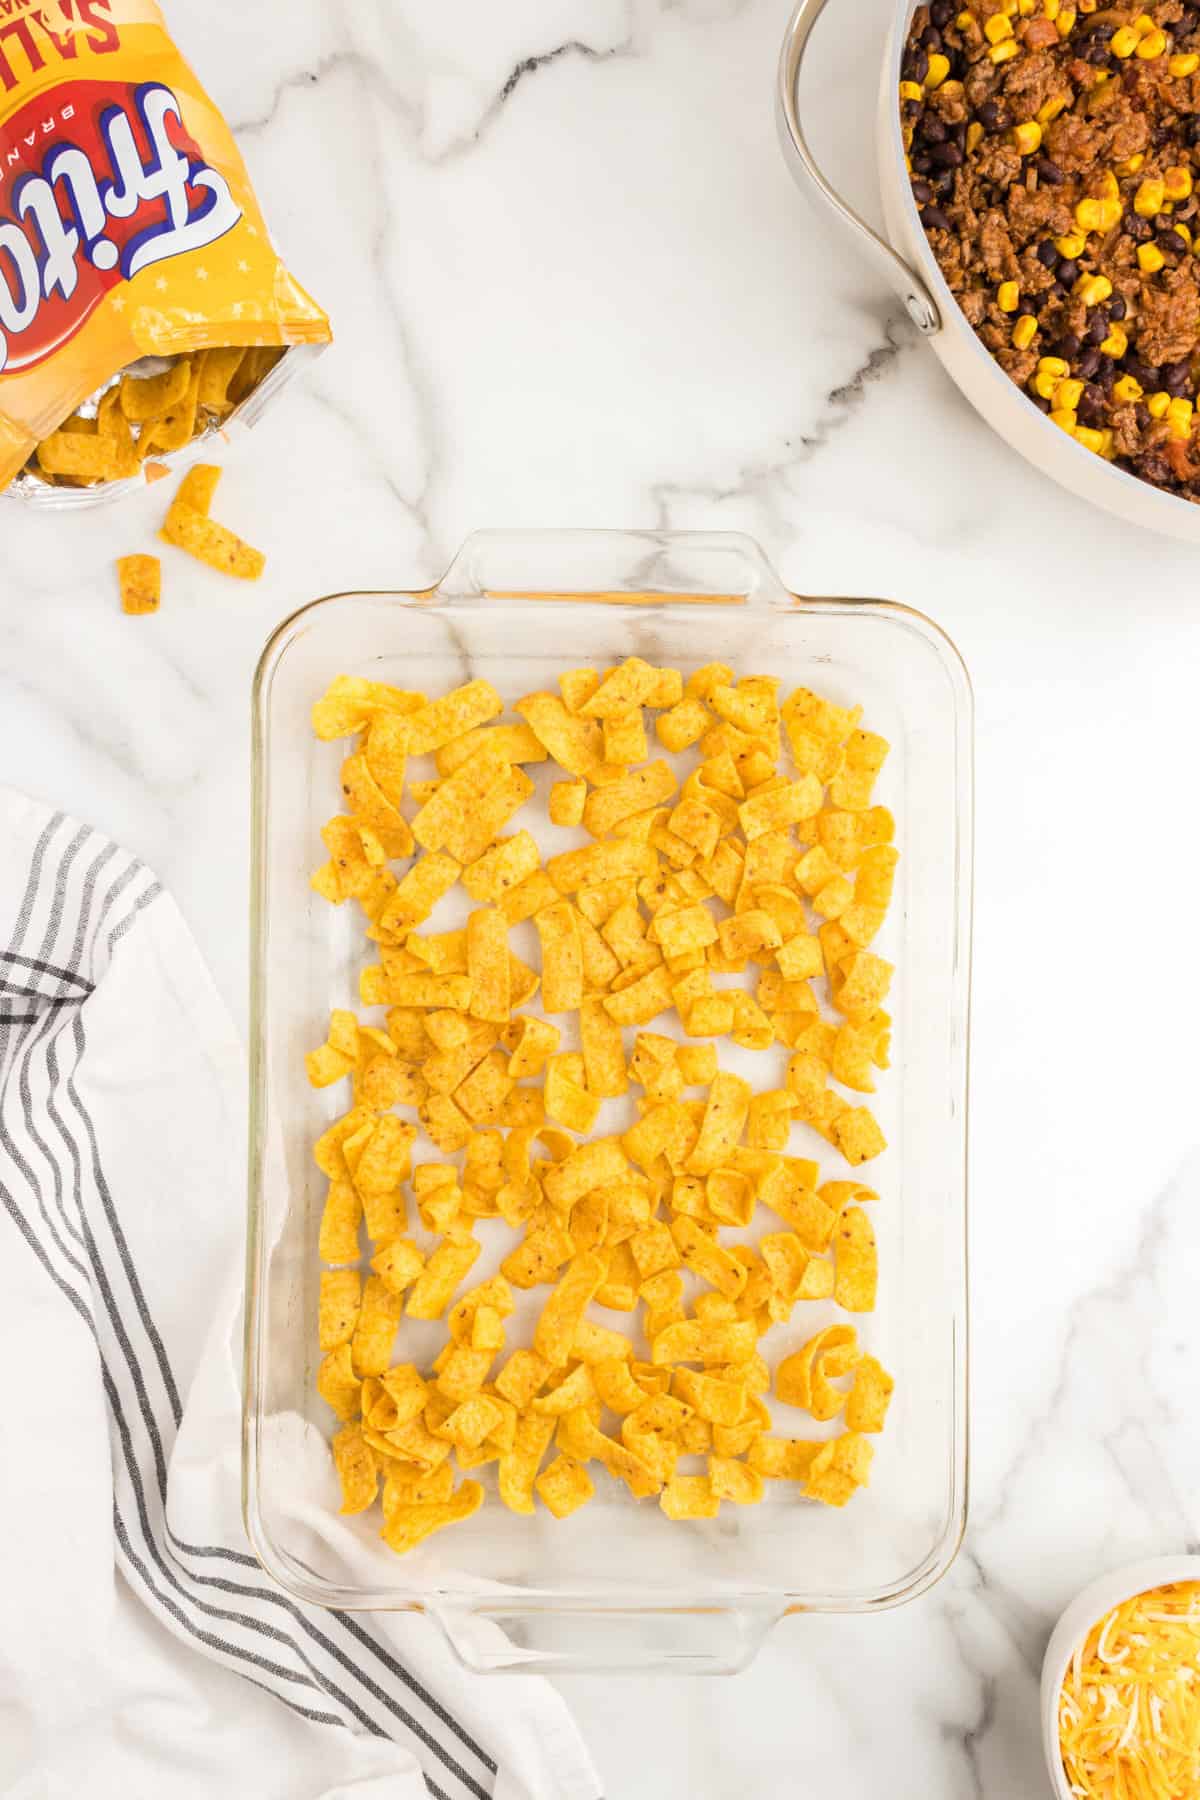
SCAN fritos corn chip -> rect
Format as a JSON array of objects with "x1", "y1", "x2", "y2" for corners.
[
  {"x1": 116, "y1": 553, "x2": 160, "y2": 615},
  {"x1": 0, "y1": 3, "x2": 330, "y2": 494}
]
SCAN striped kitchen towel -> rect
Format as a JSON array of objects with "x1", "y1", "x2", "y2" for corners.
[{"x1": 0, "y1": 789, "x2": 601, "y2": 1800}]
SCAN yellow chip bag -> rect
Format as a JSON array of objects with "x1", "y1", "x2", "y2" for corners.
[{"x1": 0, "y1": 3, "x2": 330, "y2": 495}]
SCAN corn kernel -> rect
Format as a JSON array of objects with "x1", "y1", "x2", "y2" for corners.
[
  {"x1": 1098, "y1": 198, "x2": 1124, "y2": 230},
  {"x1": 990, "y1": 36, "x2": 1020, "y2": 59},
  {"x1": 903, "y1": 128, "x2": 915, "y2": 151},
  {"x1": 925, "y1": 51, "x2": 951, "y2": 87},
  {"x1": 1079, "y1": 0, "x2": 1096, "y2": 11},
  {"x1": 1135, "y1": 177, "x2": 1166, "y2": 216},
  {"x1": 1076, "y1": 273, "x2": 1113, "y2": 305},
  {"x1": 1169, "y1": 51, "x2": 1200, "y2": 74},
  {"x1": 1090, "y1": 68, "x2": 1111, "y2": 85},
  {"x1": 1012, "y1": 314, "x2": 1038, "y2": 349},
  {"x1": 985, "y1": 11, "x2": 1013, "y2": 38},
  {"x1": 1038, "y1": 354, "x2": 1070, "y2": 376},
  {"x1": 1113, "y1": 374, "x2": 1144, "y2": 402},
  {"x1": 1176, "y1": 222, "x2": 1194, "y2": 247},
  {"x1": 1049, "y1": 407, "x2": 1078, "y2": 432},
  {"x1": 956, "y1": 7, "x2": 972, "y2": 23},
  {"x1": 1012, "y1": 120, "x2": 1043, "y2": 153},
  {"x1": 997, "y1": 279, "x2": 1020, "y2": 311},
  {"x1": 1033, "y1": 370, "x2": 1058, "y2": 398},
  {"x1": 1146, "y1": 390, "x2": 1171, "y2": 418},
  {"x1": 1138, "y1": 241, "x2": 1166, "y2": 272},
  {"x1": 1110, "y1": 24, "x2": 1139, "y2": 55},
  {"x1": 1055, "y1": 230, "x2": 1087, "y2": 257},
  {"x1": 966, "y1": 120, "x2": 984, "y2": 151},
  {"x1": 1057, "y1": 6, "x2": 1076, "y2": 30},
  {"x1": 1100, "y1": 324, "x2": 1128, "y2": 357},
  {"x1": 1098, "y1": 428, "x2": 1115, "y2": 458},
  {"x1": 1019, "y1": 0, "x2": 1035, "y2": 14},
  {"x1": 1167, "y1": 397, "x2": 1194, "y2": 438},
  {"x1": 1096, "y1": 169, "x2": 1119, "y2": 201},
  {"x1": 941, "y1": 79, "x2": 965, "y2": 97},
  {"x1": 1044, "y1": 0, "x2": 1060, "y2": 16},
  {"x1": 1074, "y1": 198, "x2": 1103, "y2": 231},
  {"x1": 899, "y1": 78, "x2": 924, "y2": 100},
  {"x1": 1117, "y1": 152, "x2": 1146, "y2": 174},
  {"x1": 1038, "y1": 92, "x2": 1070, "y2": 122},
  {"x1": 1133, "y1": 10, "x2": 1156, "y2": 33},
  {"x1": 1136, "y1": 26, "x2": 1167, "y2": 55},
  {"x1": 1053, "y1": 377, "x2": 1085, "y2": 409},
  {"x1": 1165, "y1": 165, "x2": 1194, "y2": 201},
  {"x1": 1074, "y1": 424, "x2": 1105, "y2": 451}
]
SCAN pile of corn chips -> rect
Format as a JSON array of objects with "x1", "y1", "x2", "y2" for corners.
[
  {"x1": 30, "y1": 349, "x2": 283, "y2": 490},
  {"x1": 307, "y1": 659, "x2": 897, "y2": 1553}
]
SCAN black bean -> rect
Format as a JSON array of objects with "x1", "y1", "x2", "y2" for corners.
[
  {"x1": 1156, "y1": 226, "x2": 1183, "y2": 251},
  {"x1": 1077, "y1": 346, "x2": 1103, "y2": 378},
  {"x1": 1108, "y1": 292, "x2": 1127, "y2": 321},
  {"x1": 931, "y1": 141, "x2": 964, "y2": 167},
  {"x1": 1037, "y1": 157, "x2": 1065, "y2": 184},
  {"x1": 1057, "y1": 258, "x2": 1079, "y2": 287},
  {"x1": 954, "y1": 118, "x2": 968, "y2": 147},
  {"x1": 1163, "y1": 357, "x2": 1191, "y2": 385},
  {"x1": 1037, "y1": 238, "x2": 1060, "y2": 267},
  {"x1": 1049, "y1": 281, "x2": 1067, "y2": 302},
  {"x1": 1032, "y1": 395, "x2": 1052, "y2": 413},
  {"x1": 922, "y1": 113, "x2": 948, "y2": 142},
  {"x1": 912, "y1": 150, "x2": 934, "y2": 173},
  {"x1": 935, "y1": 167, "x2": 956, "y2": 194},
  {"x1": 922, "y1": 204, "x2": 952, "y2": 230},
  {"x1": 1056, "y1": 332, "x2": 1083, "y2": 359},
  {"x1": 904, "y1": 49, "x2": 930, "y2": 82},
  {"x1": 1124, "y1": 211, "x2": 1153, "y2": 242},
  {"x1": 1164, "y1": 364, "x2": 1192, "y2": 395},
  {"x1": 1189, "y1": 116, "x2": 1200, "y2": 145},
  {"x1": 912, "y1": 178, "x2": 934, "y2": 203},
  {"x1": 1085, "y1": 41, "x2": 1110, "y2": 62},
  {"x1": 979, "y1": 99, "x2": 1007, "y2": 131},
  {"x1": 1018, "y1": 296, "x2": 1038, "y2": 315},
  {"x1": 1078, "y1": 384, "x2": 1106, "y2": 422},
  {"x1": 1087, "y1": 313, "x2": 1109, "y2": 345},
  {"x1": 1136, "y1": 402, "x2": 1152, "y2": 428},
  {"x1": 923, "y1": 26, "x2": 943, "y2": 50},
  {"x1": 931, "y1": 0, "x2": 953, "y2": 23},
  {"x1": 1098, "y1": 359, "x2": 1116, "y2": 391}
]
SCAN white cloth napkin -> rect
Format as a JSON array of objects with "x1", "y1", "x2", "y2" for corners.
[{"x1": 0, "y1": 788, "x2": 602, "y2": 1800}]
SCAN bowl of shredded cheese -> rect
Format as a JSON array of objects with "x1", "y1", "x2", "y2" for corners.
[{"x1": 1042, "y1": 1556, "x2": 1200, "y2": 1800}]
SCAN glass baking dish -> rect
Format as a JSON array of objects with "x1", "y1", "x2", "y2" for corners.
[{"x1": 245, "y1": 529, "x2": 972, "y2": 1673}]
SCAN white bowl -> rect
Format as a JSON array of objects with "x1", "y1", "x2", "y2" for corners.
[
  {"x1": 777, "y1": 0, "x2": 1200, "y2": 542},
  {"x1": 1040, "y1": 1554, "x2": 1200, "y2": 1799}
]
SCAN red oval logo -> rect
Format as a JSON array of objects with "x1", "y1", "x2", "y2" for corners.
[{"x1": 0, "y1": 77, "x2": 241, "y2": 374}]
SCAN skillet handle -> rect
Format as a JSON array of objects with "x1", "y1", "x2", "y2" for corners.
[{"x1": 776, "y1": 0, "x2": 942, "y2": 336}]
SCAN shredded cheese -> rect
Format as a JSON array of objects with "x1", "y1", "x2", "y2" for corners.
[{"x1": 1059, "y1": 1581, "x2": 1200, "y2": 1799}]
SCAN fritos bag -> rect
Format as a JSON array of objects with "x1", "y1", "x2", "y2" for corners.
[{"x1": 0, "y1": 0, "x2": 331, "y2": 498}]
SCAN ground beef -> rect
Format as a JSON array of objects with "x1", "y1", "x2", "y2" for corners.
[
  {"x1": 978, "y1": 208, "x2": 1021, "y2": 276},
  {"x1": 903, "y1": 0, "x2": 1200, "y2": 502},
  {"x1": 1137, "y1": 265, "x2": 1200, "y2": 361}
]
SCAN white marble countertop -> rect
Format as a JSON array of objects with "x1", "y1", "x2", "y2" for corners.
[{"x1": 4, "y1": 2, "x2": 1200, "y2": 1795}]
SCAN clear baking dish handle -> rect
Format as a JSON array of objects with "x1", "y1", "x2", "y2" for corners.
[
  {"x1": 427, "y1": 1595, "x2": 787, "y2": 1676},
  {"x1": 429, "y1": 527, "x2": 794, "y2": 609},
  {"x1": 775, "y1": 0, "x2": 942, "y2": 336}
]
